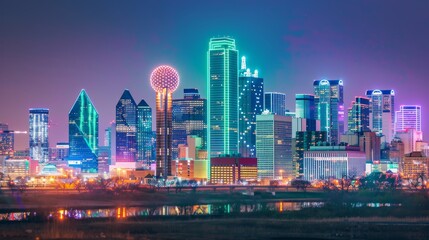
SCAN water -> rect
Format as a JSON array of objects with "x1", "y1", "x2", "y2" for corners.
[{"x1": 0, "y1": 201, "x2": 401, "y2": 222}]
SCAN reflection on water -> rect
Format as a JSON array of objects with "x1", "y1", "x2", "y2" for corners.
[{"x1": 0, "y1": 201, "x2": 400, "y2": 222}]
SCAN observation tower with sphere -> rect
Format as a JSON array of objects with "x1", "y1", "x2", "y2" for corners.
[{"x1": 150, "y1": 65, "x2": 180, "y2": 178}]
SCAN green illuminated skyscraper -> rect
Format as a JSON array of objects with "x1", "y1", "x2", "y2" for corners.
[
  {"x1": 207, "y1": 37, "x2": 239, "y2": 159},
  {"x1": 68, "y1": 89, "x2": 99, "y2": 173}
]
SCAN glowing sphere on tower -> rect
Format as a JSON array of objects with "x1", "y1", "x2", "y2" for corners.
[{"x1": 150, "y1": 65, "x2": 180, "y2": 93}]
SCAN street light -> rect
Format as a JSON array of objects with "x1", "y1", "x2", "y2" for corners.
[{"x1": 279, "y1": 170, "x2": 284, "y2": 180}]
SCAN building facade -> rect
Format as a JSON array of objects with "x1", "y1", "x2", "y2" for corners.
[
  {"x1": 172, "y1": 88, "x2": 207, "y2": 160},
  {"x1": 207, "y1": 37, "x2": 239, "y2": 158},
  {"x1": 313, "y1": 80, "x2": 344, "y2": 145},
  {"x1": 137, "y1": 99, "x2": 153, "y2": 166},
  {"x1": 116, "y1": 90, "x2": 137, "y2": 163},
  {"x1": 401, "y1": 151, "x2": 429, "y2": 180},
  {"x1": 0, "y1": 123, "x2": 14, "y2": 157},
  {"x1": 210, "y1": 156, "x2": 257, "y2": 184},
  {"x1": 294, "y1": 131, "x2": 327, "y2": 178},
  {"x1": 303, "y1": 146, "x2": 366, "y2": 181},
  {"x1": 256, "y1": 114, "x2": 292, "y2": 179},
  {"x1": 264, "y1": 92, "x2": 286, "y2": 116},
  {"x1": 238, "y1": 57, "x2": 264, "y2": 158},
  {"x1": 395, "y1": 105, "x2": 422, "y2": 133},
  {"x1": 29, "y1": 108, "x2": 49, "y2": 163},
  {"x1": 68, "y1": 89, "x2": 99, "y2": 173},
  {"x1": 366, "y1": 89, "x2": 395, "y2": 143},
  {"x1": 347, "y1": 96, "x2": 370, "y2": 133}
]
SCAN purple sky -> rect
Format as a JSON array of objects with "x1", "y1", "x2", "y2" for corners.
[{"x1": 1, "y1": 0, "x2": 429, "y2": 150}]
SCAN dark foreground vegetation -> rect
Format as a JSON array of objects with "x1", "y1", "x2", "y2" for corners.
[{"x1": 0, "y1": 215, "x2": 428, "y2": 240}]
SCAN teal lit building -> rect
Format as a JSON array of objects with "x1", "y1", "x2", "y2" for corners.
[
  {"x1": 207, "y1": 37, "x2": 239, "y2": 158},
  {"x1": 313, "y1": 80, "x2": 344, "y2": 145},
  {"x1": 68, "y1": 89, "x2": 99, "y2": 173},
  {"x1": 137, "y1": 99, "x2": 152, "y2": 166}
]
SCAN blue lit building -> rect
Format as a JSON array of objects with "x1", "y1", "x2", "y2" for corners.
[
  {"x1": 238, "y1": 56, "x2": 264, "y2": 158},
  {"x1": 347, "y1": 96, "x2": 370, "y2": 133},
  {"x1": 29, "y1": 108, "x2": 49, "y2": 163},
  {"x1": 313, "y1": 80, "x2": 344, "y2": 145},
  {"x1": 115, "y1": 90, "x2": 137, "y2": 163},
  {"x1": 365, "y1": 89, "x2": 395, "y2": 143},
  {"x1": 68, "y1": 89, "x2": 99, "y2": 173},
  {"x1": 264, "y1": 92, "x2": 286, "y2": 116}
]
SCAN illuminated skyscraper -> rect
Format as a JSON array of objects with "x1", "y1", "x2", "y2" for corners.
[
  {"x1": 295, "y1": 94, "x2": 317, "y2": 131},
  {"x1": 115, "y1": 90, "x2": 137, "y2": 163},
  {"x1": 207, "y1": 37, "x2": 239, "y2": 158},
  {"x1": 151, "y1": 65, "x2": 180, "y2": 178},
  {"x1": 264, "y1": 92, "x2": 286, "y2": 116},
  {"x1": 172, "y1": 88, "x2": 207, "y2": 159},
  {"x1": 395, "y1": 105, "x2": 422, "y2": 133},
  {"x1": 137, "y1": 99, "x2": 152, "y2": 166},
  {"x1": 68, "y1": 89, "x2": 98, "y2": 173},
  {"x1": 295, "y1": 94, "x2": 315, "y2": 119},
  {"x1": 294, "y1": 131, "x2": 327, "y2": 177},
  {"x1": 366, "y1": 89, "x2": 395, "y2": 143},
  {"x1": 238, "y1": 56, "x2": 264, "y2": 158},
  {"x1": 29, "y1": 108, "x2": 49, "y2": 163},
  {"x1": 256, "y1": 113, "x2": 292, "y2": 179},
  {"x1": 0, "y1": 123, "x2": 14, "y2": 157},
  {"x1": 347, "y1": 96, "x2": 370, "y2": 133},
  {"x1": 313, "y1": 80, "x2": 344, "y2": 145}
]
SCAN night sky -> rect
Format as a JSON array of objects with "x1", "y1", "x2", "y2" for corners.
[{"x1": 1, "y1": 0, "x2": 429, "y2": 150}]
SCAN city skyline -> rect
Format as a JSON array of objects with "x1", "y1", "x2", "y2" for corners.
[{"x1": 1, "y1": 1, "x2": 429, "y2": 149}]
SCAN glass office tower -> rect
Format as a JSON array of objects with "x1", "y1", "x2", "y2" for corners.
[
  {"x1": 172, "y1": 88, "x2": 207, "y2": 159},
  {"x1": 347, "y1": 97, "x2": 370, "y2": 133},
  {"x1": 238, "y1": 56, "x2": 264, "y2": 158},
  {"x1": 115, "y1": 89, "x2": 137, "y2": 163},
  {"x1": 68, "y1": 89, "x2": 99, "y2": 173},
  {"x1": 365, "y1": 89, "x2": 395, "y2": 143},
  {"x1": 264, "y1": 92, "x2": 286, "y2": 116},
  {"x1": 207, "y1": 37, "x2": 239, "y2": 158},
  {"x1": 137, "y1": 99, "x2": 152, "y2": 166},
  {"x1": 29, "y1": 108, "x2": 49, "y2": 163},
  {"x1": 313, "y1": 80, "x2": 344, "y2": 145}
]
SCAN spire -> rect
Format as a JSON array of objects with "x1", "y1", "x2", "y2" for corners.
[{"x1": 241, "y1": 56, "x2": 246, "y2": 70}]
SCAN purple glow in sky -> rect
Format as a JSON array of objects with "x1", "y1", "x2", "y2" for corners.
[{"x1": 1, "y1": 0, "x2": 429, "y2": 149}]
